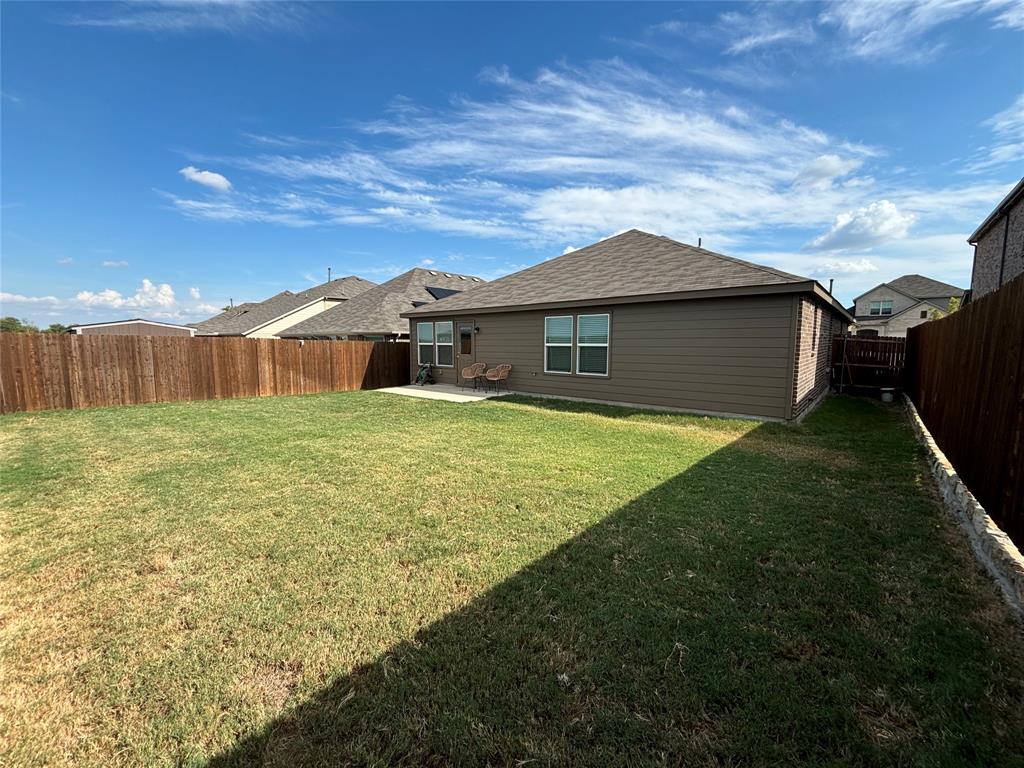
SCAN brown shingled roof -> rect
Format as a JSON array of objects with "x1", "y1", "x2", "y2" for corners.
[
  {"x1": 279, "y1": 268, "x2": 485, "y2": 338},
  {"x1": 404, "y1": 229, "x2": 813, "y2": 317}
]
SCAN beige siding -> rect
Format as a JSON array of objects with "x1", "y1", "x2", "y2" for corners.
[
  {"x1": 77, "y1": 322, "x2": 193, "y2": 337},
  {"x1": 249, "y1": 298, "x2": 341, "y2": 339},
  {"x1": 853, "y1": 285, "x2": 916, "y2": 318},
  {"x1": 853, "y1": 300, "x2": 946, "y2": 338},
  {"x1": 411, "y1": 295, "x2": 797, "y2": 420},
  {"x1": 791, "y1": 297, "x2": 834, "y2": 418}
]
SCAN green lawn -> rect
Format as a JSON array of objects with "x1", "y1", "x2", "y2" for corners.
[{"x1": 1, "y1": 392, "x2": 1022, "y2": 767}]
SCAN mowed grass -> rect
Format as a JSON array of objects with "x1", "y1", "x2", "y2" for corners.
[{"x1": 1, "y1": 392, "x2": 1022, "y2": 767}]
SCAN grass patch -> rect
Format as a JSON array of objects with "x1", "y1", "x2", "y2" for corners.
[{"x1": 1, "y1": 392, "x2": 1022, "y2": 766}]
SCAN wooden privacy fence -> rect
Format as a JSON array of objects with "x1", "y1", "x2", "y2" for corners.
[
  {"x1": 0, "y1": 334, "x2": 411, "y2": 413},
  {"x1": 831, "y1": 335, "x2": 907, "y2": 390},
  {"x1": 906, "y1": 275, "x2": 1024, "y2": 547}
]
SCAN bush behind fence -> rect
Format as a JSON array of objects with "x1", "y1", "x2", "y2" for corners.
[{"x1": 0, "y1": 334, "x2": 411, "y2": 413}]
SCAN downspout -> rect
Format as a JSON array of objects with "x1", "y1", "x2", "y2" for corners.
[{"x1": 998, "y1": 212, "x2": 1009, "y2": 289}]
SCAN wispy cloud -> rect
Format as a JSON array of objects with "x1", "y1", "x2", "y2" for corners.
[
  {"x1": 179, "y1": 165, "x2": 232, "y2": 192},
  {"x1": 962, "y1": 93, "x2": 1024, "y2": 173},
  {"x1": 819, "y1": 0, "x2": 1024, "y2": 62},
  {"x1": 719, "y1": 10, "x2": 816, "y2": 55},
  {"x1": 102, "y1": 259, "x2": 129, "y2": 268},
  {"x1": 163, "y1": 57, "x2": 1010, "y2": 276},
  {"x1": 64, "y1": 1, "x2": 313, "y2": 35}
]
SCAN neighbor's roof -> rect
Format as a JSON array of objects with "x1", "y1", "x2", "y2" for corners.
[
  {"x1": 885, "y1": 275, "x2": 964, "y2": 300},
  {"x1": 279, "y1": 268, "x2": 485, "y2": 337},
  {"x1": 68, "y1": 318, "x2": 195, "y2": 330},
  {"x1": 968, "y1": 177, "x2": 1024, "y2": 243},
  {"x1": 191, "y1": 275, "x2": 376, "y2": 335},
  {"x1": 403, "y1": 229, "x2": 846, "y2": 318}
]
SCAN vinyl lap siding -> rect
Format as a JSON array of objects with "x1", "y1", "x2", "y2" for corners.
[
  {"x1": 791, "y1": 297, "x2": 833, "y2": 418},
  {"x1": 413, "y1": 295, "x2": 796, "y2": 419}
]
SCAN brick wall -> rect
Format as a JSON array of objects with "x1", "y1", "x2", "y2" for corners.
[
  {"x1": 971, "y1": 190, "x2": 1024, "y2": 299},
  {"x1": 791, "y1": 298, "x2": 834, "y2": 419}
]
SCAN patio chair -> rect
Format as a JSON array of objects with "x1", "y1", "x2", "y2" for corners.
[
  {"x1": 460, "y1": 361, "x2": 488, "y2": 390},
  {"x1": 484, "y1": 363, "x2": 512, "y2": 394}
]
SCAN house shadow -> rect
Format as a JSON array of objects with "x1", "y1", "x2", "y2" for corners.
[{"x1": 204, "y1": 399, "x2": 1010, "y2": 766}]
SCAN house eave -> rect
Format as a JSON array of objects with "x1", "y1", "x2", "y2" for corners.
[{"x1": 402, "y1": 281, "x2": 854, "y2": 323}]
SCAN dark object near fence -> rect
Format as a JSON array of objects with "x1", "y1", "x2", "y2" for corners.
[
  {"x1": 0, "y1": 334, "x2": 411, "y2": 413},
  {"x1": 415, "y1": 362, "x2": 435, "y2": 386},
  {"x1": 832, "y1": 335, "x2": 907, "y2": 391},
  {"x1": 906, "y1": 275, "x2": 1024, "y2": 548}
]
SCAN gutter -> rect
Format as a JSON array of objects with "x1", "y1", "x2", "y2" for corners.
[{"x1": 402, "y1": 281, "x2": 855, "y2": 324}]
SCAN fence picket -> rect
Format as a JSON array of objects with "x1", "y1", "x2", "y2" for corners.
[{"x1": 0, "y1": 335, "x2": 410, "y2": 415}]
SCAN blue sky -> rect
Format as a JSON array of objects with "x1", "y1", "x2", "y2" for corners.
[{"x1": 1, "y1": 1, "x2": 1022, "y2": 325}]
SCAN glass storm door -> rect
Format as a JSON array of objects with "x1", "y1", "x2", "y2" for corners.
[{"x1": 457, "y1": 321, "x2": 475, "y2": 381}]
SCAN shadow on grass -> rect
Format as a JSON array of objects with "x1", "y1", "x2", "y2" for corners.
[{"x1": 206, "y1": 398, "x2": 1020, "y2": 767}]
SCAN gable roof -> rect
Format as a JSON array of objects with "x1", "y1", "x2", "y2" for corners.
[
  {"x1": 887, "y1": 274, "x2": 964, "y2": 299},
  {"x1": 191, "y1": 275, "x2": 376, "y2": 335},
  {"x1": 278, "y1": 268, "x2": 486, "y2": 338},
  {"x1": 404, "y1": 229, "x2": 845, "y2": 318},
  {"x1": 68, "y1": 318, "x2": 196, "y2": 332},
  {"x1": 853, "y1": 297, "x2": 950, "y2": 322}
]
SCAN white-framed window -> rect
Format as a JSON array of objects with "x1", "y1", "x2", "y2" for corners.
[
  {"x1": 435, "y1": 321, "x2": 454, "y2": 367},
  {"x1": 544, "y1": 315, "x2": 573, "y2": 373},
  {"x1": 869, "y1": 299, "x2": 893, "y2": 316},
  {"x1": 416, "y1": 322, "x2": 434, "y2": 365},
  {"x1": 576, "y1": 314, "x2": 610, "y2": 376}
]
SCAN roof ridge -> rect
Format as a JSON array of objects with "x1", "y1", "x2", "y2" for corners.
[{"x1": 632, "y1": 229, "x2": 806, "y2": 282}]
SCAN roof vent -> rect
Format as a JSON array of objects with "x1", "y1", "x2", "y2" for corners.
[
  {"x1": 472, "y1": 277, "x2": 481, "y2": 282},
  {"x1": 428, "y1": 270, "x2": 438, "y2": 275},
  {"x1": 444, "y1": 273, "x2": 452, "y2": 278},
  {"x1": 458, "y1": 275, "x2": 466, "y2": 280}
]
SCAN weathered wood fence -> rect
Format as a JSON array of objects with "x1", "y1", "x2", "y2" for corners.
[
  {"x1": 831, "y1": 335, "x2": 907, "y2": 390},
  {"x1": 906, "y1": 276, "x2": 1024, "y2": 547},
  {"x1": 0, "y1": 334, "x2": 411, "y2": 413}
]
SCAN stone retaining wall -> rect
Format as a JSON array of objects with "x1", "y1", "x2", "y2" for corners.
[{"x1": 904, "y1": 394, "x2": 1024, "y2": 619}]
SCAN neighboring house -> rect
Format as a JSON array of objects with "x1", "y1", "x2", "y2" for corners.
[
  {"x1": 68, "y1": 318, "x2": 196, "y2": 337},
  {"x1": 401, "y1": 229, "x2": 851, "y2": 422},
  {"x1": 191, "y1": 276, "x2": 375, "y2": 337},
  {"x1": 850, "y1": 275, "x2": 964, "y2": 338},
  {"x1": 279, "y1": 268, "x2": 485, "y2": 340},
  {"x1": 968, "y1": 177, "x2": 1024, "y2": 301}
]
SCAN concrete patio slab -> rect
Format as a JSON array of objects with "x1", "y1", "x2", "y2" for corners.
[{"x1": 375, "y1": 383, "x2": 512, "y2": 403}]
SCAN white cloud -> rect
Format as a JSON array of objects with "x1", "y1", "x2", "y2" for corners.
[
  {"x1": 807, "y1": 200, "x2": 916, "y2": 251},
  {"x1": 102, "y1": 260, "x2": 129, "y2": 268},
  {"x1": 179, "y1": 165, "x2": 232, "y2": 192},
  {"x1": 817, "y1": 258, "x2": 879, "y2": 275},
  {"x1": 963, "y1": 93, "x2": 1024, "y2": 173},
  {"x1": 562, "y1": 246, "x2": 578, "y2": 255},
  {"x1": 419, "y1": 258, "x2": 435, "y2": 266},
  {"x1": 0, "y1": 291, "x2": 61, "y2": 305},
  {"x1": 796, "y1": 154, "x2": 863, "y2": 189},
  {"x1": 819, "y1": 0, "x2": 1024, "y2": 62},
  {"x1": 76, "y1": 279, "x2": 176, "y2": 309},
  {"x1": 57, "y1": 257, "x2": 74, "y2": 265},
  {"x1": 719, "y1": 11, "x2": 816, "y2": 54},
  {"x1": 64, "y1": 1, "x2": 311, "y2": 34},
  {"x1": 189, "y1": 287, "x2": 201, "y2": 300}
]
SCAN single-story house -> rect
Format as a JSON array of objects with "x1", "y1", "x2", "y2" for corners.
[
  {"x1": 68, "y1": 318, "x2": 196, "y2": 337},
  {"x1": 191, "y1": 275, "x2": 376, "y2": 337},
  {"x1": 401, "y1": 229, "x2": 851, "y2": 421},
  {"x1": 278, "y1": 268, "x2": 485, "y2": 341},
  {"x1": 968, "y1": 176, "x2": 1023, "y2": 301},
  {"x1": 849, "y1": 275, "x2": 964, "y2": 338}
]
